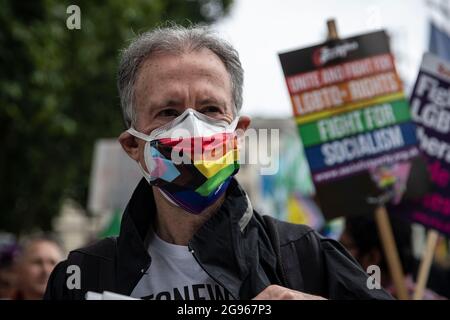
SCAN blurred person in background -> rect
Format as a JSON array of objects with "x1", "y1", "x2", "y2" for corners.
[
  {"x1": 340, "y1": 214, "x2": 446, "y2": 299},
  {"x1": 14, "y1": 235, "x2": 63, "y2": 300},
  {"x1": 0, "y1": 241, "x2": 20, "y2": 299}
]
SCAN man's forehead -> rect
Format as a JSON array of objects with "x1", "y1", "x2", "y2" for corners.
[
  {"x1": 136, "y1": 49, "x2": 231, "y2": 85},
  {"x1": 134, "y1": 50, "x2": 233, "y2": 107}
]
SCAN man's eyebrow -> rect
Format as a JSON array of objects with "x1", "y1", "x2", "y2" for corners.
[
  {"x1": 161, "y1": 98, "x2": 184, "y2": 106},
  {"x1": 198, "y1": 98, "x2": 226, "y2": 106},
  {"x1": 148, "y1": 99, "x2": 184, "y2": 110}
]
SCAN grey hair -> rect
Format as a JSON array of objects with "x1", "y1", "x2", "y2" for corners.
[{"x1": 117, "y1": 24, "x2": 244, "y2": 128}]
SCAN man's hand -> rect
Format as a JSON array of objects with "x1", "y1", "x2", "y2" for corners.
[{"x1": 253, "y1": 285, "x2": 327, "y2": 300}]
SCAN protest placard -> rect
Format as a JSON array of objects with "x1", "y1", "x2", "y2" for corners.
[
  {"x1": 279, "y1": 23, "x2": 422, "y2": 299},
  {"x1": 279, "y1": 29, "x2": 420, "y2": 219},
  {"x1": 390, "y1": 53, "x2": 450, "y2": 236}
]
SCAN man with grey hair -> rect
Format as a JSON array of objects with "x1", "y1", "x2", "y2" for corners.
[{"x1": 45, "y1": 24, "x2": 392, "y2": 300}]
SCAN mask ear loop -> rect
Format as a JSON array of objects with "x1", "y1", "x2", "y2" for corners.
[
  {"x1": 137, "y1": 161, "x2": 152, "y2": 183},
  {"x1": 227, "y1": 116, "x2": 240, "y2": 132},
  {"x1": 127, "y1": 128, "x2": 157, "y2": 183},
  {"x1": 157, "y1": 188, "x2": 180, "y2": 208},
  {"x1": 127, "y1": 127, "x2": 152, "y2": 141}
]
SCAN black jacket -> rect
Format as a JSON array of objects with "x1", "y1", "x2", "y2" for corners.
[{"x1": 44, "y1": 178, "x2": 392, "y2": 300}]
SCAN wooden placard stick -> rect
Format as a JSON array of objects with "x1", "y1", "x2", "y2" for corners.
[
  {"x1": 413, "y1": 230, "x2": 439, "y2": 300},
  {"x1": 327, "y1": 19, "x2": 339, "y2": 40},
  {"x1": 375, "y1": 206, "x2": 409, "y2": 299}
]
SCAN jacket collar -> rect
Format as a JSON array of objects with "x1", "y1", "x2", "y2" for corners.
[
  {"x1": 115, "y1": 177, "x2": 277, "y2": 298},
  {"x1": 115, "y1": 178, "x2": 153, "y2": 295}
]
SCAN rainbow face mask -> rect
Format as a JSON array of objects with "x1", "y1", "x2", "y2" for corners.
[{"x1": 127, "y1": 108, "x2": 240, "y2": 214}]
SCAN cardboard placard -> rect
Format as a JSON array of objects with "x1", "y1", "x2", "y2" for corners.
[
  {"x1": 389, "y1": 53, "x2": 450, "y2": 236},
  {"x1": 279, "y1": 30, "x2": 420, "y2": 219}
]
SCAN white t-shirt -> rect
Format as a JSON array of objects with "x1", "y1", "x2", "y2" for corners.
[{"x1": 130, "y1": 231, "x2": 234, "y2": 300}]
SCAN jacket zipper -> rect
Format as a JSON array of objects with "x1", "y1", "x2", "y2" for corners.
[{"x1": 188, "y1": 243, "x2": 238, "y2": 300}]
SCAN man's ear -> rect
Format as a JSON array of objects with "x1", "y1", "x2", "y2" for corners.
[
  {"x1": 118, "y1": 131, "x2": 140, "y2": 161},
  {"x1": 236, "y1": 115, "x2": 251, "y2": 132}
]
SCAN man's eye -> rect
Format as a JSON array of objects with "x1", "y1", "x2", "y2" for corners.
[
  {"x1": 200, "y1": 106, "x2": 222, "y2": 114},
  {"x1": 156, "y1": 109, "x2": 180, "y2": 118}
]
